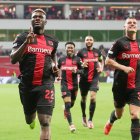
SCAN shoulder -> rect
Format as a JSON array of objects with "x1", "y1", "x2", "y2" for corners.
[
  {"x1": 93, "y1": 47, "x2": 99, "y2": 52},
  {"x1": 115, "y1": 36, "x2": 126, "y2": 44},
  {"x1": 13, "y1": 32, "x2": 28, "y2": 43},
  {"x1": 74, "y1": 55, "x2": 81, "y2": 60},
  {"x1": 44, "y1": 34, "x2": 59, "y2": 44},
  {"x1": 59, "y1": 55, "x2": 66, "y2": 61},
  {"x1": 93, "y1": 47, "x2": 101, "y2": 54},
  {"x1": 18, "y1": 32, "x2": 28, "y2": 38},
  {"x1": 77, "y1": 48, "x2": 86, "y2": 54}
]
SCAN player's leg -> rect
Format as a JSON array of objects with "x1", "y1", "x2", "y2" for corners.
[
  {"x1": 129, "y1": 90, "x2": 140, "y2": 140},
  {"x1": 18, "y1": 83, "x2": 37, "y2": 129},
  {"x1": 63, "y1": 96, "x2": 76, "y2": 132},
  {"x1": 87, "y1": 90, "x2": 96, "y2": 129},
  {"x1": 25, "y1": 113, "x2": 36, "y2": 129},
  {"x1": 38, "y1": 113, "x2": 52, "y2": 140},
  {"x1": 104, "y1": 107, "x2": 124, "y2": 135},
  {"x1": 36, "y1": 84, "x2": 55, "y2": 139},
  {"x1": 104, "y1": 89, "x2": 125, "y2": 135},
  {"x1": 63, "y1": 96, "x2": 72, "y2": 124},
  {"x1": 71, "y1": 89, "x2": 78, "y2": 108},
  {"x1": 129, "y1": 105, "x2": 140, "y2": 140},
  {"x1": 79, "y1": 81, "x2": 88, "y2": 127},
  {"x1": 88, "y1": 77, "x2": 99, "y2": 129}
]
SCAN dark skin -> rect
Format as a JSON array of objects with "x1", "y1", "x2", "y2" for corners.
[
  {"x1": 10, "y1": 10, "x2": 57, "y2": 140},
  {"x1": 10, "y1": 11, "x2": 58, "y2": 75},
  {"x1": 10, "y1": 11, "x2": 46, "y2": 64}
]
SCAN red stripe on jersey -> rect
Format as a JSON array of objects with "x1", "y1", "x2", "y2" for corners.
[
  {"x1": 32, "y1": 54, "x2": 45, "y2": 85},
  {"x1": 32, "y1": 35, "x2": 52, "y2": 85},
  {"x1": 87, "y1": 51, "x2": 94, "y2": 82},
  {"x1": 127, "y1": 42, "x2": 139, "y2": 89},
  {"x1": 66, "y1": 58, "x2": 73, "y2": 90}
]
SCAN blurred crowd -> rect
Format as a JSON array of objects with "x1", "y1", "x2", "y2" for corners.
[{"x1": 0, "y1": 5, "x2": 140, "y2": 20}]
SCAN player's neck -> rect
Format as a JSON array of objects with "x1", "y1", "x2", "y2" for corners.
[
  {"x1": 126, "y1": 34, "x2": 136, "y2": 41},
  {"x1": 87, "y1": 46, "x2": 93, "y2": 51},
  {"x1": 33, "y1": 29, "x2": 44, "y2": 35}
]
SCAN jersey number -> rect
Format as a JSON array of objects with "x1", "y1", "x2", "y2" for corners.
[{"x1": 45, "y1": 90, "x2": 54, "y2": 102}]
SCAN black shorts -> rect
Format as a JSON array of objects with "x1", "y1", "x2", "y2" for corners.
[
  {"x1": 113, "y1": 87, "x2": 140, "y2": 108},
  {"x1": 79, "y1": 77, "x2": 99, "y2": 96},
  {"x1": 18, "y1": 83, "x2": 55, "y2": 116},
  {"x1": 61, "y1": 89, "x2": 78, "y2": 101}
]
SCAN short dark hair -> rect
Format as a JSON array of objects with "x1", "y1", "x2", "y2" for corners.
[
  {"x1": 65, "y1": 41, "x2": 75, "y2": 47},
  {"x1": 32, "y1": 9, "x2": 46, "y2": 16}
]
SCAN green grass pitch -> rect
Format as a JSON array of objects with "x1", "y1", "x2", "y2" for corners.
[{"x1": 0, "y1": 83, "x2": 131, "y2": 140}]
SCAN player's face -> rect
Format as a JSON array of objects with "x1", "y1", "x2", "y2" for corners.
[
  {"x1": 31, "y1": 11, "x2": 46, "y2": 31},
  {"x1": 124, "y1": 18, "x2": 137, "y2": 33},
  {"x1": 66, "y1": 44, "x2": 75, "y2": 57},
  {"x1": 85, "y1": 36, "x2": 94, "y2": 49}
]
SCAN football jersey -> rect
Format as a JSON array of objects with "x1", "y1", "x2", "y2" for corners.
[
  {"x1": 108, "y1": 36, "x2": 140, "y2": 90},
  {"x1": 13, "y1": 32, "x2": 58, "y2": 86},
  {"x1": 58, "y1": 55, "x2": 83, "y2": 90},
  {"x1": 77, "y1": 47, "x2": 102, "y2": 82}
]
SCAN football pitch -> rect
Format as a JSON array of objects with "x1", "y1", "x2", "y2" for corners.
[{"x1": 0, "y1": 83, "x2": 131, "y2": 140}]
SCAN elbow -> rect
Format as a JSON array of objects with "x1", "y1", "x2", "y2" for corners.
[
  {"x1": 10, "y1": 58, "x2": 16, "y2": 64},
  {"x1": 10, "y1": 55, "x2": 17, "y2": 64}
]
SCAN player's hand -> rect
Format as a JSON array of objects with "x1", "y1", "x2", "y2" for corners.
[
  {"x1": 52, "y1": 65, "x2": 59, "y2": 77},
  {"x1": 82, "y1": 60, "x2": 88, "y2": 68},
  {"x1": 123, "y1": 66, "x2": 134, "y2": 74},
  {"x1": 25, "y1": 27, "x2": 36, "y2": 44},
  {"x1": 96, "y1": 62, "x2": 103, "y2": 73},
  {"x1": 56, "y1": 76, "x2": 62, "y2": 81},
  {"x1": 72, "y1": 67, "x2": 77, "y2": 73}
]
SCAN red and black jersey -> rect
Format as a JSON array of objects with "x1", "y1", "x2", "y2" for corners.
[
  {"x1": 12, "y1": 32, "x2": 58, "y2": 86},
  {"x1": 108, "y1": 36, "x2": 140, "y2": 90},
  {"x1": 58, "y1": 55, "x2": 83, "y2": 90},
  {"x1": 77, "y1": 47, "x2": 102, "y2": 82}
]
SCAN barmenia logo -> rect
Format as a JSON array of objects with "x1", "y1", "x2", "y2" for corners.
[
  {"x1": 122, "y1": 53, "x2": 140, "y2": 59},
  {"x1": 28, "y1": 46, "x2": 52, "y2": 55}
]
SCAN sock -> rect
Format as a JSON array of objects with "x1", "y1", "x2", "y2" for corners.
[
  {"x1": 110, "y1": 110, "x2": 118, "y2": 124},
  {"x1": 89, "y1": 102, "x2": 96, "y2": 121},
  {"x1": 65, "y1": 102, "x2": 72, "y2": 125},
  {"x1": 131, "y1": 119, "x2": 140, "y2": 140},
  {"x1": 81, "y1": 101, "x2": 86, "y2": 117}
]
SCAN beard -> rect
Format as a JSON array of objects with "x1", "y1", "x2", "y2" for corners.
[
  {"x1": 128, "y1": 30, "x2": 137, "y2": 34},
  {"x1": 33, "y1": 26, "x2": 42, "y2": 34}
]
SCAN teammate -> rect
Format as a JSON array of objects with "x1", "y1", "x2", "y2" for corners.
[
  {"x1": 58, "y1": 42, "x2": 83, "y2": 132},
  {"x1": 10, "y1": 9, "x2": 59, "y2": 140},
  {"x1": 104, "y1": 17, "x2": 140, "y2": 140},
  {"x1": 77, "y1": 35, "x2": 104, "y2": 129}
]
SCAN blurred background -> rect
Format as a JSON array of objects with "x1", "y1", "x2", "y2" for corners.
[{"x1": 0, "y1": 0, "x2": 140, "y2": 83}]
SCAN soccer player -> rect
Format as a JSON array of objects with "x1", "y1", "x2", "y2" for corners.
[
  {"x1": 104, "y1": 17, "x2": 140, "y2": 140},
  {"x1": 58, "y1": 42, "x2": 83, "y2": 132},
  {"x1": 77, "y1": 35, "x2": 104, "y2": 129},
  {"x1": 10, "y1": 9, "x2": 59, "y2": 140}
]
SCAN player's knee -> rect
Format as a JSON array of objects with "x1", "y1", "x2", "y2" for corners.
[
  {"x1": 40, "y1": 121, "x2": 50, "y2": 127},
  {"x1": 65, "y1": 102, "x2": 71, "y2": 111}
]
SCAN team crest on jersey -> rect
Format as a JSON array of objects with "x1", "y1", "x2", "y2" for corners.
[
  {"x1": 48, "y1": 40, "x2": 53, "y2": 46},
  {"x1": 124, "y1": 45, "x2": 129, "y2": 50}
]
